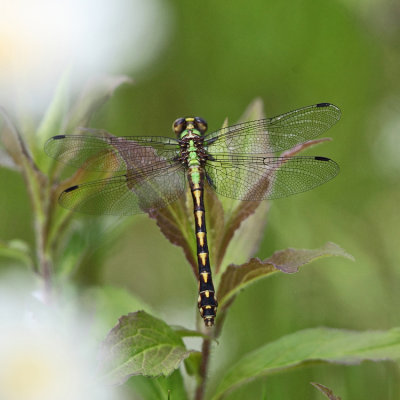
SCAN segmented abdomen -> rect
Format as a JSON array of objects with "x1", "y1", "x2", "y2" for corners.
[{"x1": 188, "y1": 169, "x2": 218, "y2": 327}]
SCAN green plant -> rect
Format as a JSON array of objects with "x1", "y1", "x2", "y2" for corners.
[{"x1": 1, "y1": 76, "x2": 399, "y2": 400}]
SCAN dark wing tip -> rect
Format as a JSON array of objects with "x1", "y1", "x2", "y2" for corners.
[
  {"x1": 316, "y1": 102, "x2": 331, "y2": 108},
  {"x1": 44, "y1": 135, "x2": 66, "y2": 157},
  {"x1": 314, "y1": 156, "x2": 340, "y2": 177},
  {"x1": 314, "y1": 156, "x2": 330, "y2": 161},
  {"x1": 64, "y1": 185, "x2": 79, "y2": 193},
  {"x1": 316, "y1": 103, "x2": 341, "y2": 122}
]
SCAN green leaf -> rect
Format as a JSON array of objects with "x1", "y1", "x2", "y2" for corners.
[
  {"x1": 183, "y1": 351, "x2": 202, "y2": 379},
  {"x1": 0, "y1": 239, "x2": 32, "y2": 267},
  {"x1": 214, "y1": 99, "x2": 267, "y2": 270},
  {"x1": 0, "y1": 147, "x2": 18, "y2": 170},
  {"x1": 213, "y1": 327, "x2": 400, "y2": 399},
  {"x1": 127, "y1": 370, "x2": 188, "y2": 400},
  {"x1": 53, "y1": 216, "x2": 132, "y2": 277},
  {"x1": 44, "y1": 75, "x2": 132, "y2": 192},
  {"x1": 0, "y1": 107, "x2": 33, "y2": 168},
  {"x1": 148, "y1": 194, "x2": 197, "y2": 275},
  {"x1": 99, "y1": 311, "x2": 192, "y2": 385},
  {"x1": 204, "y1": 186, "x2": 226, "y2": 272},
  {"x1": 56, "y1": 227, "x2": 87, "y2": 276},
  {"x1": 237, "y1": 97, "x2": 265, "y2": 123},
  {"x1": 0, "y1": 107, "x2": 48, "y2": 230},
  {"x1": 217, "y1": 201, "x2": 270, "y2": 272},
  {"x1": 81, "y1": 286, "x2": 151, "y2": 339},
  {"x1": 34, "y1": 70, "x2": 71, "y2": 171},
  {"x1": 215, "y1": 99, "x2": 266, "y2": 215},
  {"x1": 64, "y1": 75, "x2": 132, "y2": 132},
  {"x1": 311, "y1": 382, "x2": 342, "y2": 400},
  {"x1": 172, "y1": 326, "x2": 210, "y2": 339},
  {"x1": 213, "y1": 99, "x2": 337, "y2": 274},
  {"x1": 218, "y1": 242, "x2": 353, "y2": 309},
  {"x1": 266, "y1": 241, "x2": 354, "y2": 274}
]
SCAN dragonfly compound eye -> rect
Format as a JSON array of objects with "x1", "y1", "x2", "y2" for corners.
[
  {"x1": 194, "y1": 117, "x2": 208, "y2": 134},
  {"x1": 173, "y1": 117, "x2": 186, "y2": 135}
]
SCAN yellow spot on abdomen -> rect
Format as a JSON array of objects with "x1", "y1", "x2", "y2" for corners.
[
  {"x1": 193, "y1": 190, "x2": 202, "y2": 206},
  {"x1": 199, "y1": 252, "x2": 207, "y2": 265},
  {"x1": 197, "y1": 232, "x2": 205, "y2": 246},
  {"x1": 201, "y1": 271, "x2": 208, "y2": 283},
  {"x1": 195, "y1": 211, "x2": 203, "y2": 228}
]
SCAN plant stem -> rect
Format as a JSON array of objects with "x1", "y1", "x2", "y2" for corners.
[
  {"x1": 35, "y1": 215, "x2": 53, "y2": 300},
  {"x1": 195, "y1": 338, "x2": 211, "y2": 400},
  {"x1": 1, "y1": 107, "x2": 54, "y2": 298}
]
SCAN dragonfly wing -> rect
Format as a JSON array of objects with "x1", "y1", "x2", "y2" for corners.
[
  {"x1": 45, "y1": 132, "x2": 180, "y2": 172},
  {"x1": 59, "y1": 164, "x2": 186, "y2": 215},
  {"x1": 204, "y1": 103, "x2": 341, "y2": 154},
  {"x1": 205, "y1": 154, "x2": 339, "y2": 200}
]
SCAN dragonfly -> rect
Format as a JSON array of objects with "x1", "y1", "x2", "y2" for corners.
[{"x1": 45, "y1": 102, "x2": 341, "y2": 327}]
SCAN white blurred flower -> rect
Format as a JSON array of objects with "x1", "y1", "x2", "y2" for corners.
[
  {"x1": 0, "y1": 273, "x2": 118, "y2": 400},
  {"x1": 0, "y1": 0, "x2": 171, "y2": 112}
]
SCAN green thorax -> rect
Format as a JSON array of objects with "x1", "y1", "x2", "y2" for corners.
[
  {"x1": 180, "y1": 130, "x2": 203, "y2": 185},
  {"x1": 180, "y1": 128, "x2": 201, "y2": 140}
]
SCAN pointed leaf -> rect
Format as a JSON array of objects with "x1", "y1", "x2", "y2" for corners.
[
  {"x1": 128, "y1": 370, "x2": 188, "y2": 400},
  {"x1": 213, "y1": 96, "x2": 334, "y2": 272},
  {"x1": 267, "y1": 241, "x2": 354, "y2": 273},
  {"x1": 56, "y1": 227, "x2": 88, "y2": 276},
  {"x1": 204, "y1": 186, "x2": 226, "y2": 271},
  {"x1": 46, "y1": 75, "x2": 132, "y2": 183},
  {"x1": 64, "y1": 75, "x2": 132, "y2": 131},
  {"x1": 213, "y1": 102, "x2": 334, "y2": 273},
  {"x1": 35, "y1": 71, "x2": 71, "y2": 171},
  {"x1": 183, "y1": 351, "x2": 202, "y2": 378},
  {"x1": 99, "y1": 311, "x2": 192, "y2": 385},
  {"x1": 216, "y1": 137, "x2": 333, "y2": 265},
  {"x1": 0, "y1": 147, "x2": 19, "y2": 170},
  {"x1": 0, "y1": 239, "x2": 32, "y2": 267},
  {"x1": 148, "y1": 194, "x2": 197, "y2": 274},
  {"x1": 0, "y1": 107, "x2": 33, "y2": 168},
  {"x1": 216, "y1": 201, "x2": 270, "y2": 272},
  {"x1": 0, "y1": 107, "x2": 47, "y2": 216},
  {"x1": 53, "y1": 215, "x2": 131, "y2": 276},
  {"x1": 213, "y1": 327, "x2": 400, "y2": 399},
  {"x1": 237, "y1": 97, "x2": 265, "y2": 123},
  {"x1": 218, "y1": 242, "x2": 353, "y2": 309},
  {"x1": 218, "y1": 258, "x2": 277, "y2": 311},
  {"x1": 214, "y1": 98, "x2": 267, "y2": 270},
  {"x1": 281, "y1": 137, "x2": 333, "y2": 158},
  {"x1": 311, "y1": 382, "x2": 342, "y2": 400}
]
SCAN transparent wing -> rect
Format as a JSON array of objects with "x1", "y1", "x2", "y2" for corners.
[
  {"x1": 59, "y1": 163, "x2": 186, "y2": 215},
  {"x1": 45, "y1": 131, "x2": 180, "y2": 172},
  {"x1": 204, "y1": 103, "x2": 341, "y2": 154},
  {"x1": 205, "y1": 154, "x2": 339, "y2": 200}
]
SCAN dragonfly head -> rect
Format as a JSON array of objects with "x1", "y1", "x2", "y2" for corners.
[{"x1": 173, "y1": 117, "x2": 208, "y2": 137}]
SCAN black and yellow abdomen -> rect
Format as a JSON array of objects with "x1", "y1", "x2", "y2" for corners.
[{"x1": 189, "y1": 169, "x2": 218, "y2": 327}]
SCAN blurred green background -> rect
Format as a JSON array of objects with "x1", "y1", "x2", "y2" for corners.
[{"x1": 1, "y1": 0, "x2": 400, "y2": 398}]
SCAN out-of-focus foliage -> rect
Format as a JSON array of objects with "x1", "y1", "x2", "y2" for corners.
[
  {"x1": 311, "y1": 382, "x2": 342, "y2": 400},
  {"x1": 1, "y1": 0, "x2": 400, "y2": 399}
]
